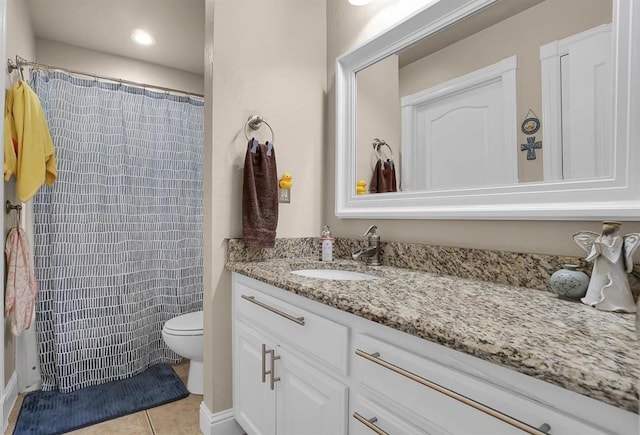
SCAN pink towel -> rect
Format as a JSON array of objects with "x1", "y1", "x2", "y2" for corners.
[{"x1": 5, "y1": 227, "x2": 38, "y2": 335}]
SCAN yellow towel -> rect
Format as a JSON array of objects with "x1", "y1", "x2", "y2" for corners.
[{"x1": 4, "y1": 80, "x2": 57, "y2": 202}]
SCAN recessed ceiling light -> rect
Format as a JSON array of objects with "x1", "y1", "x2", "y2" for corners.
[
  {"x1": 131, "y1": 29, "x2": 156, "y2": 46},
  {"x1": 348, "y1": 0, "x2": 373, "y2": 5}
]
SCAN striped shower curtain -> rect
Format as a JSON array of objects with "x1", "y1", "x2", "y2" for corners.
[{"x1": 30, "y1": 70, "x2": 204, "y2": 392}]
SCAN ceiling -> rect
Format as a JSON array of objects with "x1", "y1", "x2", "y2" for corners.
[{"x1": 27, "y1": 0, "x2": 205, "y2": 75}]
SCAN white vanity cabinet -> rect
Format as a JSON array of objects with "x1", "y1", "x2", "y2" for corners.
[
  {"x1": 232, "y1": 274, "x2": 349, "y2": 435},
  {"x1": 232, "y1": 273, "x2": 638, "y2": 435},
  {"x1": 350, "y1": 334, "x2": 618, "y2": 435}
]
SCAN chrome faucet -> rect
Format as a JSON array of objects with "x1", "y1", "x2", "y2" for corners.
[{"x1": 352, "y1": 225, "x2": 381, "y2": 266}]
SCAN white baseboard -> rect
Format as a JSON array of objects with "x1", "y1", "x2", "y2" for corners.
[
  {"x1": 199, "y1": 402, "x2": 244, "y2": 435},
  {"x1": 2, "y1": 372, "x2": 18, "y2": 433}
]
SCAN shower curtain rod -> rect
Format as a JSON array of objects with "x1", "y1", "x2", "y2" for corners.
[{"x1": 7, "y1": 55, "x2": 204, "y2": 98}]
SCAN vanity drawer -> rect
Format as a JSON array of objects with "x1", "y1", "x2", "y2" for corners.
[
  {"x1": 234, "y1": 277, "x2": 348, "y2": 374},
  {"x1": 350, "y1": 394, "x2": 429, "y2": 435},
  {"x1": 353, "y1": 333, "x2": 606, "y2": 435}
]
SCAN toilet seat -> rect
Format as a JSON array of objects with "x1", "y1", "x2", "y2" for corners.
[{"x1": 163, "y1": 311, "x2": 203, "y2": 336}]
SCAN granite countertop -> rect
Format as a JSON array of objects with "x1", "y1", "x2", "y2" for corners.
[{"x1": 226, "y1": 258, "x2": 639, "y2": 413}]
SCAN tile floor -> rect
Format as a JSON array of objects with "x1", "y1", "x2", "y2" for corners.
[{"x1": 5, "y1": 362, "x2": 202, "y2": 435}]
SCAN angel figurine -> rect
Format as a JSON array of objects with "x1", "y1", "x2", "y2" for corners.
[{"x1": 573, "y1": 221, "x2": 640, "y2": 313}]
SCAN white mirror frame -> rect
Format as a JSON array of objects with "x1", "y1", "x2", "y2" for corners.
[{"x1": 335, "y1": 0, "x2": 640, "y2": 220}]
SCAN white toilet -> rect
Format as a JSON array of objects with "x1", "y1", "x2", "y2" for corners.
[{"x1": 162, "y1": 310, "x2": 204, "y2": 395}]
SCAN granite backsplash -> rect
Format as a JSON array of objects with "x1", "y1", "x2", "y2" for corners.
[{"x1": 226, "y1": 237, "x2": 640, "y2": 296}]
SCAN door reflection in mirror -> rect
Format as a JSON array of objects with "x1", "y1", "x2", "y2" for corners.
[{"x1": 355, "y1": 0, "x2": 612, "y2": 193}]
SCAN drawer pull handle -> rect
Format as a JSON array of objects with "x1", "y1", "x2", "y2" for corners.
[
  {"x1": 261, "y1": 344, "x2": 281, "y2": 390},
  {"x1": 355, "y1": 349, "x2": 548, "y2": 435},
  {"x1": 538, "y1": 423, "x2": 551, "y2": 434},
  {"x1": 270, "y1": 348, "x2": 281, "y2": 391},
  {"x1": 353, "y1": 412, "x2": 389, "y2": 435},
  {"x1": 261, "y1": 344, "x2": 268, "y2": 383},
  {"x1": 241, "y1": 295, "x2": 305, "y2": 325}
]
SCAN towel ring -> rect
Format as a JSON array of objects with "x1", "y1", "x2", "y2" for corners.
[
  {"x1": 372, "y1": 138, "x2": 393, "y2": 161},
  {"x1": 244, "y1": 114, "x2": 275, "y2": 143}
]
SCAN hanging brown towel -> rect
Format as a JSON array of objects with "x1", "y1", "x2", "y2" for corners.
[
  {"x1": 242, "y1": 138, "x2": 278, "y2": 248},
  {"x1": 369, "y1": 159, "x2": 397, "y2": 193}
]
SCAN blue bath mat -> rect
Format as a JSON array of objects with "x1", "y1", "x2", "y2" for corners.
[{"x1": 13, "y1": 363, "x2": 189, "y2": 434}]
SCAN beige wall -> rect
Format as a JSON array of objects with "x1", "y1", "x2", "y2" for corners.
[
  {"x1": 325, "y1": 0, "x2": 640, "y2": 260},
  {"x1": 35, "y1": 39, "x2": 204, "y2": 95},
  {"x1": 204, "y1": 0, "x2": 326, "y2": 413},
  {"x1": 356, "y1": 55, "x2": 401, "y2": 190},
  {"x1": 398, "y1": 0, "x2": 612, "y2": 183},
  {"x1": 4, "y1": 0, "x2": 36, "y2": 389}
]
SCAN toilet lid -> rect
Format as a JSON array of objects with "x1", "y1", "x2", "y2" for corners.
[{"x1": 164, "y1": 311, "x2": 203, "y2": 335}]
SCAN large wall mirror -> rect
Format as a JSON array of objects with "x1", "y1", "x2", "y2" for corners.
[{"x1": 335, "y1": 0, "x2": 640, "y2": 219}]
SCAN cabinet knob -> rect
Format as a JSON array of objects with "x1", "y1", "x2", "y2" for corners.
[{"x1": 538, "y1": 423, "x2": 551, "y2": 433}]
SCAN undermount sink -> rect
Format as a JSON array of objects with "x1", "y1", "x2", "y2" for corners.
[{"x1": 290, "y1": 269, "x2": 378, "y2": 281}]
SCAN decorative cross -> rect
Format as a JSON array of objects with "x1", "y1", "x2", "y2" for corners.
[{"x1": 520, "y1": 136, "x2": 542, "y2": 160}]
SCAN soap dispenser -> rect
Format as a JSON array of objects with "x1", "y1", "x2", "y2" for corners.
[{"x1": 320, "y1": 226, "x2": 335, "y2": 262}]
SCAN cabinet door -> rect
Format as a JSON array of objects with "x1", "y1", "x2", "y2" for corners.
[
  {"x1": 276, "y1": 349, "x2": 348, "y2": 435},
  {"x1": 234, "y1": 323, "x2": 276, "y2": 435}
]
